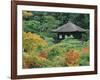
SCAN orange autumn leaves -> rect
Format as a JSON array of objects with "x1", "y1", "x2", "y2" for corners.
[
  {"x1": 23, "y1": 32, "x2": 48, "y2": 52},
  {"x1": 23, "y1": 49, "x2": 83, "y2": 68},
  {"x1": 65, "y1": 50, "x2": 80, "y2": 66},
  {"x1": 81, "y1": 47, "x2": 89, "y2": 54},
  {"x1": 23, "y1": 32, "x2": 89, "y2": 68},
  {"x1": 23, "y1": 52, "x2": 48, "y2": 68},
  {"x1": 65, "y1": 47, "x2": 89, "y2": 66}
]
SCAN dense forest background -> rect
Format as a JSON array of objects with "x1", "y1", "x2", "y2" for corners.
[{"x1": 23, "y1": 11, "x2": 89, "y2": 41}]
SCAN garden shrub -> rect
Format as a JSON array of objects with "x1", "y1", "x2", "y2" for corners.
[
  {"x1": 51, "y1": 55, "x2": 66, "y2": 67},
  {"x1": 23, "y1": 52, "x2": 51, "y2": 68},
  {"x1": 23, "y1": 52, "x2": 33, "y2": 68},
  {"x1": 65, "y1": 50, "x2": 80, "y2": 66},
  {"x1": 48, "y1": 44, "x2": 66, "y2": 60},
  {"x1": 23, "y1": 32, "x2": 48, "y2": 53},
  {"x1": 22, "y1": 32, "x2": 90, "y2": 68},
  {"x1": 44, "y1": 37, "x2": 54, "y2": 46},
  {"x1": 38, "y1": 51, "x2": 48, "y2": 59},
  {"x1": 80, "y1": 47, "x2": 89, "y2": 66},
  {"x1": 60, "y1": 38, "x2": 83, "y2": 51},
  {"x1": 80, "y1": 53, "x2": 89, "y2": 66}
]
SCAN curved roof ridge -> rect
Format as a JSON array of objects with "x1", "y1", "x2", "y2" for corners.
[{"x1": 52, "y1": 21, "x2": 86, "y2": 32}]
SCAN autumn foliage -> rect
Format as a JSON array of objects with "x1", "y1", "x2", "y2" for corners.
[
  {"x1": 23, "y1": 32, "x2": 48, "y2": 52},
  {"x1": 65, "y1": 50, "x2": 80, "y2": 66},
  {"x1": 23, "y1": 32, "x2": 89, "y2": 68}
]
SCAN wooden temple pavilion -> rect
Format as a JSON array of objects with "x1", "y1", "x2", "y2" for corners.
[{"x1": 52, "y1": 21, "x2": 86, "y2": 40}]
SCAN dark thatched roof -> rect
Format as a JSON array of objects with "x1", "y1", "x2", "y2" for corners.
[{"x1": 52, "y1": 21, "x2": 86, "y2": 32}]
